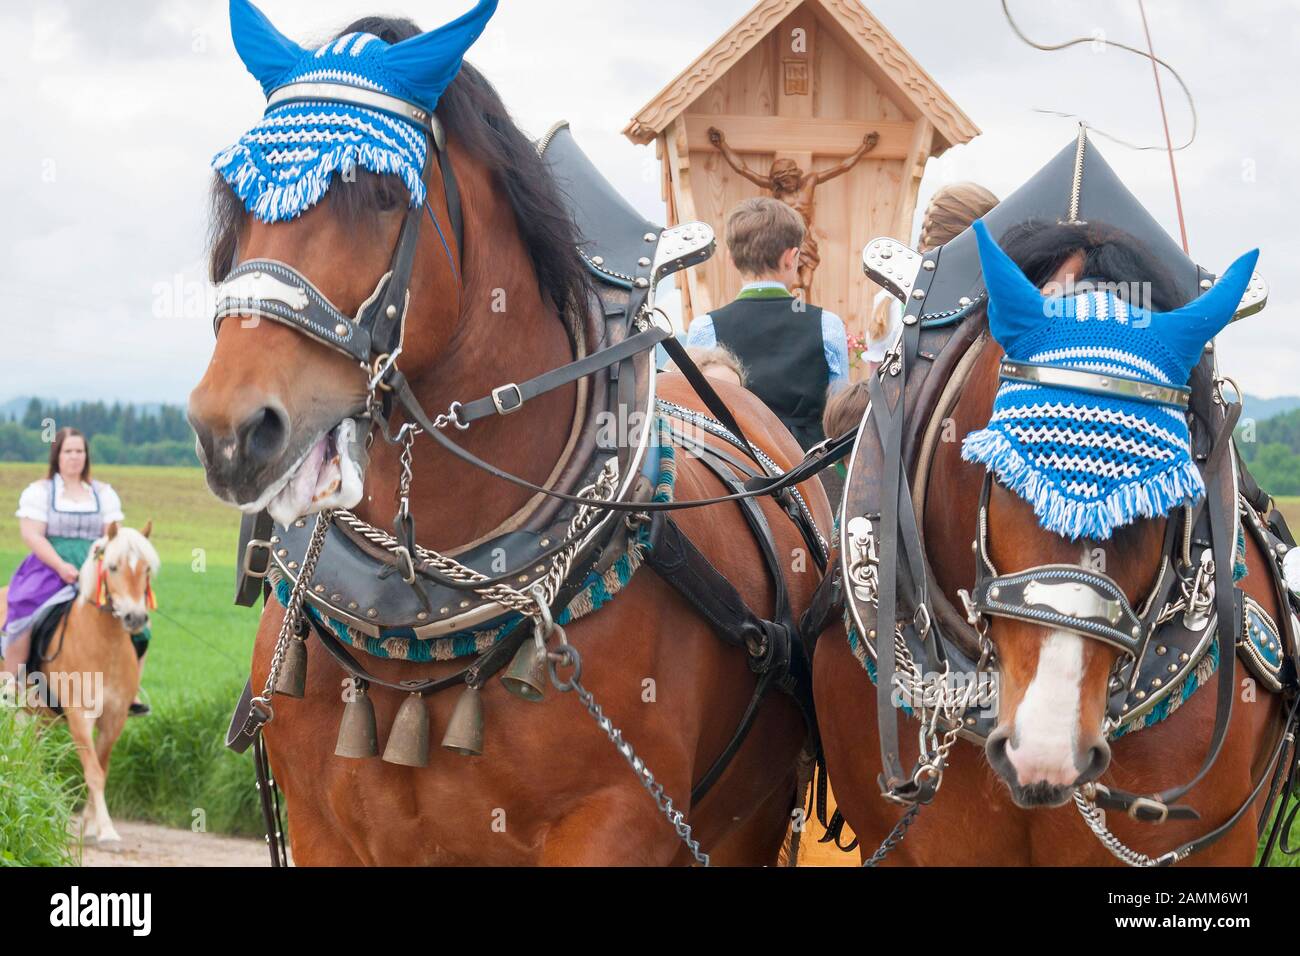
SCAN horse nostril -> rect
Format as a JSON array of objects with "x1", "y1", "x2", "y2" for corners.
[
  {"x1": 237, "y1": 405, "x2": 290, "y2": 465},
  {"x1": 1077, "y1": 739, "x2": 1112, "y2": 784},
  {"x1": 985, "y1": 727, "x2": 1015, "y2": 780}
]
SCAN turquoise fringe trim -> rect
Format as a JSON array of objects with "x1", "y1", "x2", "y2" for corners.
[
  {"x1": 961, "y1": 428, "x2": 1205, "y2": 541},
  {"x1": 1111, "y1": 637, "x2": 1219, "y2": 739},
  {"x1": 845, "y1": 616, "x2": 914, "y2": 717},
  {"x1": 1234, "y1": 524, "x2": 1248, "y2": 582}
]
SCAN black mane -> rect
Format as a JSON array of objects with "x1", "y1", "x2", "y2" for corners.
[
  {"x1": 998, "y1": 219, "x2": 1183, "y2": 311},
  {"x1": 208, "y1": 15, "x2": 589, "y2": 331}
]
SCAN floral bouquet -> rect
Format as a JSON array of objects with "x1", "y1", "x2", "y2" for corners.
[{"x1": 846, "y1": 330, "x2": 868, "y2": 369}]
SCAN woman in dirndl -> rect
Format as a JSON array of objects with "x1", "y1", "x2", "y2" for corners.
[{"x1": 2, "y1": 428, "x2": 150, "y2": 714}]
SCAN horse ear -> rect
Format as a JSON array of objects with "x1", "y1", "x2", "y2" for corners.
[
  {"x1": 105, "y1": 521, "x2": 119, "y2": 540},
  {"x1": 141, "y1": 519, "x2": 153, "y2": 539},
  {"x1": 382, "y1": 0, "x2": 498, "y2": 110},
  {"x1": 229, "y1": 0, "x2": 307, "y2": 96},
  {"x1": 1151, "y1": 249, "x2": 1259, "y2": 371},
  {"x1": 972, "y1": 219, "x2": 1050, "y2": 352}
]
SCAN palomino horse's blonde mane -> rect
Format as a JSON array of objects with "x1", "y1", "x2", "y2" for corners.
[{"x1": 76, "y1": 527, "x2": 161, "y2": 600}]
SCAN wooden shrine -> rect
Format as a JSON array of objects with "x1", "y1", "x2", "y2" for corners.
[{"x1": 624, "y1": 0, "x2": 978, "y2": 346}]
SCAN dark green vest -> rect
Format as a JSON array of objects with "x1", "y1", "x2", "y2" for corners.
[{"x1": 710, "y1": 295, "x2": 829, "y2": 450}]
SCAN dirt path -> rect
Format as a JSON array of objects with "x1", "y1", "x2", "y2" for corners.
[
  {"x1": 77, "y1": 821, "x2": 277, "y2": 867},
  {"x1": 75, "y1": 812, "x2": 855, "y2": 867}
]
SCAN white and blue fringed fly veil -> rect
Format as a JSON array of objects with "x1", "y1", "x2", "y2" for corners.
[
  {"x1": 212, "y1": 0, "x2": 497, "y2": 223},
  {"x1": 961, "y1": 220, "x2": 1258, "y2": 541}
]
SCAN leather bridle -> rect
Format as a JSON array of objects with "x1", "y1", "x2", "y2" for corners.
[{"x1": 213, "y1": 82, "x2": 464, "y2": 403}]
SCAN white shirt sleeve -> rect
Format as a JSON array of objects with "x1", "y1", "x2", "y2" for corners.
[
  {"x1": 96, "y1": 482, "x2": 125, "y2": 524},
  {"x1": 16, "y1": 480, "x2": 51, "y2": 523},
  {"x1": 685, "y1": 314, "x2": 717, "y2": 349}
]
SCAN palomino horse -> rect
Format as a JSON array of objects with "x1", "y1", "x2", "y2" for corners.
[
  {"x1": 818, "y1": 210, "x2": 1292, "y2": 866},
  {"x1": 1, "y1": 522, "x2": 159, "y2": 847},
  {"x1": 188, "y1": 9, "x2": 827, "y2": 865}
]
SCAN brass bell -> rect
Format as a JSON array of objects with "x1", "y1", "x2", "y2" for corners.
[
  {"x1": 334, "y1": 679, "x2": 378, "y2": 758},
  {"x1": 273, "y1": 634, "x2": 308, "y2": 698},
  {"x1": 500, "y1": 638, "x2": 548, "y2": 702},
  {"x1": 382, "y1": 693, "x2": 430, "y2": 767},
  {"x1": 440, "y1": 685, "x2": 484, "y2": 756}
]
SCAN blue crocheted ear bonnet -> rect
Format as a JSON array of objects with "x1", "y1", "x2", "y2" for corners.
[
  {"x1": 961, "y1": 220, "x2": 1258, "y2": 540},
  {"x1": 212, "y1": 0, "x2": 497, "y2": 223}
]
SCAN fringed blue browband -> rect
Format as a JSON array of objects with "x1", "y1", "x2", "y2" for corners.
[
  {"x1": 961, "y1": 220, "x2": 1258, "y2": 540},
  {"x1": 212, "y1": 0, "x2": 497, "y2": 223}
]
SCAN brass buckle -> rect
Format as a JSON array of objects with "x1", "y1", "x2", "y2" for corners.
[
  {"x1": 392, "y1": 545, "x2": 417, "y2": 584},
  {"x1": 491, "y1": 383, "x2": 524, "y2": 415},
  {"x1": 1127, "y1": 796, "x2": 1169, "y2": 824},
  {"x1": 368, "y1": 347, "x2": 404, "y2": 392},
  {"x1": 243, "y1": 539, "x2": 273, "y2": 580}
]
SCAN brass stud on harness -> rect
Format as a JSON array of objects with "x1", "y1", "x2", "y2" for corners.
[
  {"x1": 335, "y1": 679, "x2": 378, "y2": 758},
  {"x1": 441, "y1": 685, "x2": 485, "y2": 756},
  {"x1": 383, "y1": 693, "x2": 430, "y2": 767}
]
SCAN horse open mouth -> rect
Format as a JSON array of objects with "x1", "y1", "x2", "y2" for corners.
[{"x1": 243, "y1": 417, "x2": 369, "y2": 526}]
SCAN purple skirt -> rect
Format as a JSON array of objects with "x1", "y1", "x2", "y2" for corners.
[{"x1": 4, "y1": 554, "x2": 66, "y2": 635}]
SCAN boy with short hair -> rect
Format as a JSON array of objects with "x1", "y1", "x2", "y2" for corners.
[{"x1": 686, "y1": 197, "x2": 848, "y2": 450}]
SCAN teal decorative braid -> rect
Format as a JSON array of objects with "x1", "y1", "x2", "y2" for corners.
[
  {"x1": 272, "y1": 416, "x2": 677, "y2": 661},
  {"x1": 1234, "y1": 524, "x2": 1248, "y2": 583},
  {"x1": 1112, "y1": 637, "x2": 1218, "y2": 739},
  {"x1": 844, "y1": 615, "x2": 915, "y2": 718}
]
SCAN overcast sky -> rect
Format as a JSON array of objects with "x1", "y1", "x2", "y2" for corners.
[{"x1": 2, "y1": 0, "x2": 1297, "y2": 404}]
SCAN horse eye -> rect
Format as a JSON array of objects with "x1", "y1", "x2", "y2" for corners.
[
  {"x1": 376, "y1": 182, "x2": 401, "y2": 212},
  {"x1": 108, "y1": 563, "x2": 118, "y2": 572}
]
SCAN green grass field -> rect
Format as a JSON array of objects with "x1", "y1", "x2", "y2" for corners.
[
  {"x1": 0, "y1": 462, "x2": 1298, "y2": 862},
  {"x1": 0, "y1": 463, "x2": 265, "y2": 841}
]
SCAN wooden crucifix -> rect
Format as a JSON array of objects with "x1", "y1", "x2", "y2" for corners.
[{"x1": 707, "y1": 125, "x2": 879, "y2": 294}]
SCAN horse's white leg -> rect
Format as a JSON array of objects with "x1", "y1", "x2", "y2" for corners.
[{"x1": 65, "y1": 708, "x2": 121, "y2": 846}]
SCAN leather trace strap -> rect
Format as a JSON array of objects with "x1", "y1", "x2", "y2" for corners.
[
  {"x1": 658, "y1": 334, "x2": 771, "y2": 476},
  {"x1": 865, "y1": 253, "x2": 945, "y2": 805},
  {"x1": 1090, "y1": 399, "x2": 1245, "y2": 824},
  {"x1": 454, "y1": 327, "x2": 670, "y2": 423},
  {"x1": 641, "y1": 431, "x2": 812, "y2": 806},
  {"x1": 389, "y1": 369, "x2": 854, "y2": 514}
]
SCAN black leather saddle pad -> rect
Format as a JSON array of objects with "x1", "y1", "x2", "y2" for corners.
[{"x1": 26, "y1": 597, "x2": 73, "y2": 674}]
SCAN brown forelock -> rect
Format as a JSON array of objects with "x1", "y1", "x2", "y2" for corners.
[{"x1": 107, "y1": 551, "x2": 151, "y2": 607}]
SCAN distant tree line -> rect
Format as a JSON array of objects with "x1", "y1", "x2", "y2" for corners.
[
  {"x1": 0, "y1": 399, "x2": 198, "y2": 467},
  {"x1": 1238, "y1": 408, "x2": 1300, "y2": 497},
  {"x1": 1, "y1": 396, "x2": 1296, "y2": 490}
]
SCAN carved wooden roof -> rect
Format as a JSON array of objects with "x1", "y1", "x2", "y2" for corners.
[{"x1": 623, "y1": 0, "x2": 978, "y2": 154}]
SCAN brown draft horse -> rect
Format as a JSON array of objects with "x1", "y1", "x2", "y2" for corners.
[
  {"x1": 1, "y1": 522, "x2": 158, "y2": 848},
  {"x1": 817, "y1": 227, "x2": 1286, "y2": 866},
  {"x1": 187, "y1": 18, "x2": 829, "y2": 865}
]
